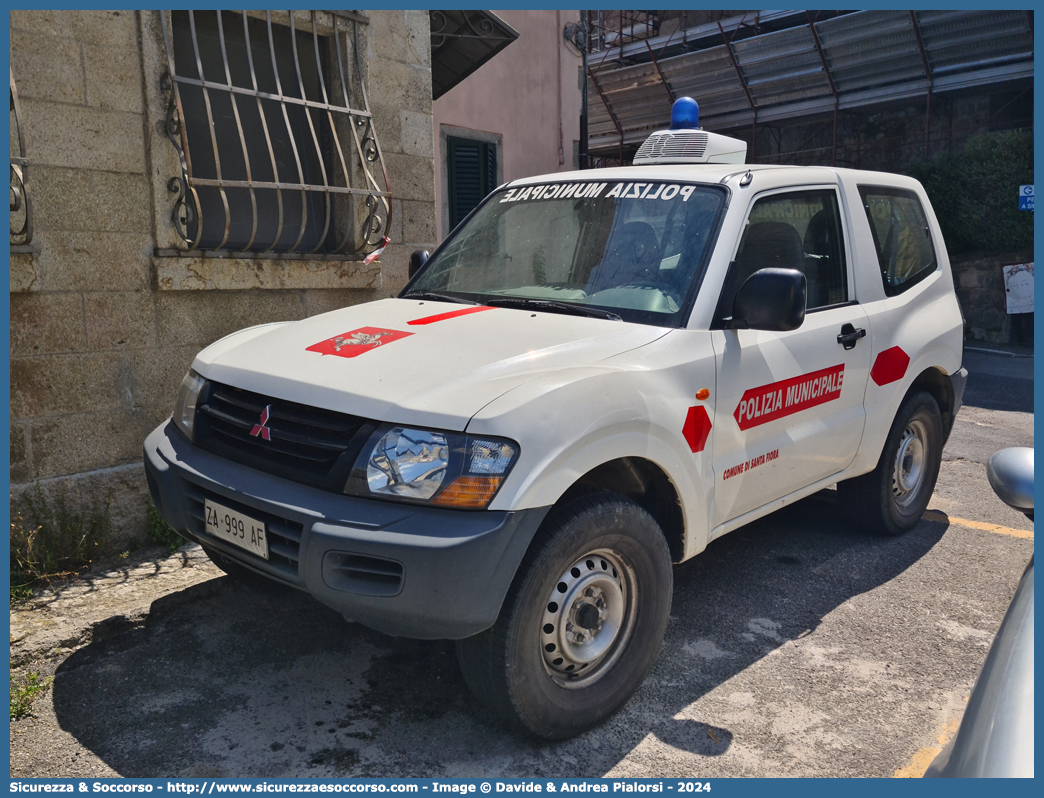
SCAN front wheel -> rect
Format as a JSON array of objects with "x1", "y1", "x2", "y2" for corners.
[
  {"x1": 839, "y1": 390, "x2": 944, "y2": 536},
  {"x1": 456, "y1": 491, "x2": 673, "y2": 739}
]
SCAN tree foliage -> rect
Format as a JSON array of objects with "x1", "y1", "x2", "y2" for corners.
[{"x1": 903, "y1": 130, "x2": 1033, "y2": 256}]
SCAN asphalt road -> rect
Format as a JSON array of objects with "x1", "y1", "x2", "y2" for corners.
[{"x1": 10, "y1": 350, "x2": 1033, "y2": 778}]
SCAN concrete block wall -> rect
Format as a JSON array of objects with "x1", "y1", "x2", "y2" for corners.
[{"x1": 10, "y1": 9, "x2": 436, "y2": 547}]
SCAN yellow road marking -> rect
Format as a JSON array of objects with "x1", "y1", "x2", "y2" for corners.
[
  {"x1": 894, "y1": 716, "x2": 961, "y2": 778},
  {"x1": 923, "y1": 510, "x2": 1034, "y2": 540}
]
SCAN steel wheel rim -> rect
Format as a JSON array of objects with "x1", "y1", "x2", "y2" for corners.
[
  {"x1": 893, "y1": 418, "x2": 928, "y2": 508},
  {"x1": 539, "y1": 549, "x2": 637, "y2": 688}
]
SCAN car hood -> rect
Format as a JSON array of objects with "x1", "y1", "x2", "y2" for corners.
[{"x1": 193, "y1": 298, "x2": 669, "y2": 430}]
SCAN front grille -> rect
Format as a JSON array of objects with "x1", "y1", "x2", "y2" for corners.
[
  {"x1": 184, "y1": 483, "x2": 303, "y2": 584},
  {"x1": 195, "y1": 380, "x2": 375, "y2": 493}
]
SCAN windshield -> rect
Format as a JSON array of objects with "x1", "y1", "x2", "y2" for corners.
[{"x1": 406, "y1": 180, "x2": 727, "y2": 327}]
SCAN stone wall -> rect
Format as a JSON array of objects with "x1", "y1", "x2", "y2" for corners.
[
  {"x1": 9, "y1": 9, "x2": 436, "y2": 547},
  {"x1": 951, "y1": 249, "x2": 1034, "y2": 346},
  {"x1": 722, "y1": 82, "x2": 1031, "y2": 174}
]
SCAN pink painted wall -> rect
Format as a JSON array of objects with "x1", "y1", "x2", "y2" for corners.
[{"x1": 432, "y1": 9, "x2": 583, "y2": 241}]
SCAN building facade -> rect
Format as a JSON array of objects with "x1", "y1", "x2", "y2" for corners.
[
  {"x1": 432, "y1": 10, "x2": 583, "y2": 241},
  {"x1": 9, "y1": 9, "x2": 437, "y2": 543}
]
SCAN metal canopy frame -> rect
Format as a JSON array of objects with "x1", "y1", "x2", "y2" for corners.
[
  {"x1": 718, "y1": 16, "x2": 757, "y2": 161},
  {"x1": 585, "y1": 9, "x2": 1034, "y2": 161},
  {"x1": 588, "y1": 67, "x2": 625, "y2": 164},
  {"x1": 910, "y1": 11, "x2": 934, "y2": 158},
  {"x1": 429, "y1": 10, "x2": 519, "y2": 101},
  {"x1": 806, "y1": 11, "x2": 838, "y2": 165}
]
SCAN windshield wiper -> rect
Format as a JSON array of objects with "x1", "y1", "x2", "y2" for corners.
[
  {"x1": 402, "y1": 290, "x2": 479, "y2": 306},
  {"x1": 485, "y1": 297, "x2": 622, "y2": 321}
]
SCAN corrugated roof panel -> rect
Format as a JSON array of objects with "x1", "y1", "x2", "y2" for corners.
[
  {"x1": 592, "y1": 62, "x2": 660, "y2": 92},
  {"x1": 660, "y1": 46, "x2": 750, "y2": 117},
  {"x1": 587, "y1": 61, "x2": 673, "y2": 137},
  {"x1": 616, "y1": 95, "x2": 670, "y2": 130},
  {"x1": 754, "y1": 73, "x2": 832, "y2": 107},
  {"x1": 731, "y1": 25, "x2": 816, "y2": 67},
  {"x1": 916, "y1": 10, "x2": 1033, "y2": 74},
  {"x1": 816, "y1": 11, "x2": 925, "y2": 93},
  {"x1": 731, "y1": 26, "x2": 830, "y2": 106},
  {"x1": 585, "y1": 10, "x2": 1032, "y2": 154},
  {"x1": 587, "y1": 92, "x2": 617, "y2": 139}
]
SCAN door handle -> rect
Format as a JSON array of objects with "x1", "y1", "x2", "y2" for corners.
[{"x1": 837, "y1": 323, "x2": 866, "y2": 350}]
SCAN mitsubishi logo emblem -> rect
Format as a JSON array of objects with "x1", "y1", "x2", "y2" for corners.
[{"x1": 250, "y1": 405, "x2": 272, "y2": 441}]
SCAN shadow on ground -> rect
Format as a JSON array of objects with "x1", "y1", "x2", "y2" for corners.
[
  {"x1": 51, "y1": 496, "x2": 946, "y2": 777},
  {"x1": 960, "y1": 352, "x2": 1033, "y2": 414}
]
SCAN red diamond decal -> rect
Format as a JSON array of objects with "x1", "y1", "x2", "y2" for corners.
[
  {"x1": 683, "y1": 406, "x2": 712, "y2": 453},
  {"x1": 870, "y1": 346, "x2": 910, "y2": 386}
]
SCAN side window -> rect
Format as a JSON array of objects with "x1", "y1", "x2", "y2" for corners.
[
  {"x1": 716, "y1": 190, "x2": 848, "y2": 321},
  {"x1": 858, "y1": 187, "x2": 937, "y2": 295}
]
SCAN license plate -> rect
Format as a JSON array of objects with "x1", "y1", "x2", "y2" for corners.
[{"x1": 204, "y1": 499, "x2": 268, "y2": 560}]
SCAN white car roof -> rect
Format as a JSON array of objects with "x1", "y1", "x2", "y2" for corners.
[{"x1": 506, "y1": 163, "x2": 922, "y2": 190}]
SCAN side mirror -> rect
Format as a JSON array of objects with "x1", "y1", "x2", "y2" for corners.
[
  {"x1": 408, "y1": 249, "x2": 430, "y2": 280},
  {"x1": 987, "y1": 447, "x2": 1033, "y2": 521},
  {"x1": 731, "y1": 268, "x2": 806, "y2": 331}
]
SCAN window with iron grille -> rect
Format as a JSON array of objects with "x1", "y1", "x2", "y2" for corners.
[
  {"x1": 10, "y1": 69, "x2": 33, "y2": 249},
  {"x1": 447, "y1": 136, "x2": 497, "y2": 230},
  {"x1": 160, "y1": 10, "x2": 390, "y2": 259}
]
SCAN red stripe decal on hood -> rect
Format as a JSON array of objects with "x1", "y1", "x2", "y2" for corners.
[{"x1": 407, "y1": 306, "x2": 495, "y2": 325}]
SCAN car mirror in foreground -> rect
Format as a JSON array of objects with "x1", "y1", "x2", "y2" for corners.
[
  {"x1": 408, "y1": 249, "x2": 430, "y2": 280},
  {"x1": 987, "y1": 446, "x2": 1034, "y2": 520},
  {"x1": 730, "y1": 267, "x2": 806, "y2": 332}
]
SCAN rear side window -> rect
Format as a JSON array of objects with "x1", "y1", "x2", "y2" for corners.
[{"x1": 859, "y1": 187, "x2": 937, "y2": 295}]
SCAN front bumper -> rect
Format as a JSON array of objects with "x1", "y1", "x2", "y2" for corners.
[{"x1": 144, "y1": 420, "x2": 548, "y2": 639}]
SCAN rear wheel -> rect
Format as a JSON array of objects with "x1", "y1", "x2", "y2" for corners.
[
  {"x1": 840, "y1": 390, "x2": 943, "y2": 535},
  {"x1": 456, "y1": 491, "x2": 673, "y2": 739}
]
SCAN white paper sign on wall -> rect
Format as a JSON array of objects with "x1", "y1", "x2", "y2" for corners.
[{"x1": 1002, "y1": 262, "x2": 1034, "y2": 315}]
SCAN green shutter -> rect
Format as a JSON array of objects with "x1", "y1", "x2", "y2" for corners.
[{"x1": 448, "y1": 136, "x2": 497, "y2": 230}]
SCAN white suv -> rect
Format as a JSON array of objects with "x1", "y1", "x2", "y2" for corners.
[{"x1": 145, "y1": 98, "x2": 966, "y2": 739}]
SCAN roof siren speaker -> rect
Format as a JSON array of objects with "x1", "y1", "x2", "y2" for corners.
[{"x1": 634, "y1": 97, "x2": 747, "y2": 165}]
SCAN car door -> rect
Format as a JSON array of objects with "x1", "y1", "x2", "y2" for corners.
[{"x1": 710, "y1": 187, "x2": 871, "y2": 526}]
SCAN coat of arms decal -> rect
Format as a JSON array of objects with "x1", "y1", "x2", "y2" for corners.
[{"x1": 306, "y1": 327, "x2": 413, "y2": 359}]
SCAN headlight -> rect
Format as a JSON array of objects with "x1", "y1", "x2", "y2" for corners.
[
  {"x1": 367, "y1": 428, "x2": 450, "y2": 500},
  {"x1": 172, "y1": 369, "x2": 206, "y2": 441},
  {"x1": 347, "y1": 425, "x2": 519, "y2": 510}
]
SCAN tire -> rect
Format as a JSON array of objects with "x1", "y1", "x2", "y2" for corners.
[
  {"x1": 456, "y1": 491, "x2": 673, "y2": 739},
  {"x1": 839, "y1": 390, "x2": 943, "y2": 536}
]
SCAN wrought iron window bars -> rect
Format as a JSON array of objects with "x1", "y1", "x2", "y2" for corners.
[
  {"x1": 10, "y1": 70, "x2": 33, "y2": 247},
  {"x1": 159, "y1": 10, "x2": 391, "y2": 259}
]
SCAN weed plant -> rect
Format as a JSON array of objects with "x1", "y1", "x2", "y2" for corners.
[
  {"x1": 10, "y1": 670, "x2": 53, "y2": 720},
  {"x1": 9, "y1": 486, "x2": 112, "y2": 600},
  {"x1": 147, "y1": 500, "x2": 184, "y2": 551}
]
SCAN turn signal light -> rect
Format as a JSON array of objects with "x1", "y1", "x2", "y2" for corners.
[{"x1": 432, "y1": 476, "x2": 503, "y2": 508}]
